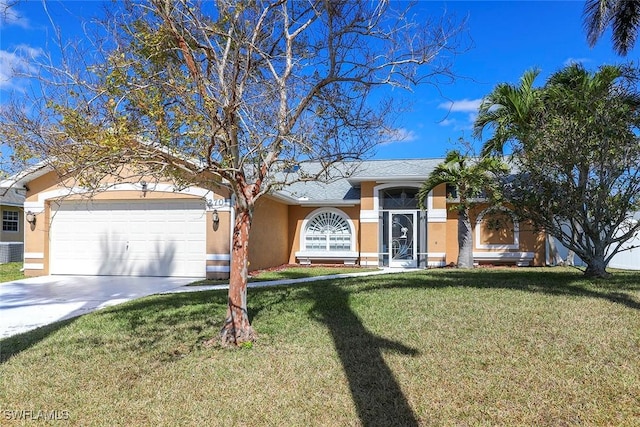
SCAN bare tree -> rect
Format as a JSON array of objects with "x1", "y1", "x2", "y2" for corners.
[{"x1": 1, "y1": 0, "x2": 466, "y2": 345}]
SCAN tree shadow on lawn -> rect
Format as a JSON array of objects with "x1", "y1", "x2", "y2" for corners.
[
  {"x1": 350, "y1": 268, "x2": 640, "y2": 311},
  {"x1": 0, "y1": 291, "x2": 228, "y2": 365},
  {"x1": 3, "y1": 268, "x2": 636, "y2": 422},
  {"x1": 306, "y1": 282, "x2": 421, "y2": 427},
  {"x1": 0, "y1": 317, "x2": 78, "y2": 364}
]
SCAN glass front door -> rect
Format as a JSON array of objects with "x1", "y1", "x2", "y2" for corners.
[{"x1": 389, "y1": 211, "x2": 417, "y2": 267}]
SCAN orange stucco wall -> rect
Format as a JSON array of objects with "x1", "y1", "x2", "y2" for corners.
[
  {"x1": 443, "y1": 204, "x2": 545, "y2": 266},
  {"x1": 431, "y1": 184, "x2": 448, "y2": 209},
  {"x1": 22, "y1": 165, "x2": 548, "y2": 276},
  {"x1": 479, "y1": 210, "x2": 515, "y2": 245},
  {"x1": 360, "y1": 182, "x2": 375, "y2": 210},
  {"x1": 360, "y1": 221, "x2": 378, "y2": 262},
  {"x1": 445, "y1": 209, "x2": 459, "y2": 265},
  {"x1": 249, "y1": 197, "x2": 289, "y2": 271},
  {"x1": 427, "y1": 222, "x2": 447, "y2": 254}
]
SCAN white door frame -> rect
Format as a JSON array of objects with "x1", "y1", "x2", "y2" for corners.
[{"x1": 389, "y1": 210, "x2": 417, "y2": 268}]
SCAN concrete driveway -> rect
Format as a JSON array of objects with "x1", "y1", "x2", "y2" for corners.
[{"x1": 0, "y1": 275, "x2": 198, "y2": 339}]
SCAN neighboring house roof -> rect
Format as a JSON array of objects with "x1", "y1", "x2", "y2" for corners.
[
  {"x1": 1, "y1": 161, "x2": 52, "y2": 189},
  {"x1": 0, "y1": 187, "x2": 25, "y2": 207},
  {"x1": 274, "y1": 158, "x2": 442, "y2": 205}
]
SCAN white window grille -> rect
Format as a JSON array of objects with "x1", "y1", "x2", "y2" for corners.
[
  {"x1": 304, "y1": 210, "x2": 352, "y2": 252},
  {"x1": 2, "y1": 210, "x2": 19, "y2": 232}
]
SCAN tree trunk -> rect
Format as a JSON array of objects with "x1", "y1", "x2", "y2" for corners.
[
  {"x1": 584, "y1": 257, "x2": 610, "y2": 278},
  {"x1": 583, "y1": 243, "x2": 611, "y2": 278},
  {"x1": 457, "y1": 208, "x2": 474, "y2": 268},
  {"x1": 219, "y1": 206, "x2": 257, "y2": 346}
]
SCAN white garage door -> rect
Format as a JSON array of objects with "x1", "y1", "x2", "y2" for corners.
[{"x1": 50, "y1": 199, "x2": 207, "y2": 277}]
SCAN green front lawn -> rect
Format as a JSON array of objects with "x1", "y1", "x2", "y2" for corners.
[
  {"x1": 0, "y1": 262, "x2": 24, "y2": 283},
  {"x1": 1, "y1": 268, "x2": 639, "y2": 425}
]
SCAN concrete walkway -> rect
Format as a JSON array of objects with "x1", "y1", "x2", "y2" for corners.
[
  {"x1": 0, "y1": 275, "x2": 196, "y2": 338},
  {"x1": 0, "y1": 268, "x2": 414, "y2": 339}
]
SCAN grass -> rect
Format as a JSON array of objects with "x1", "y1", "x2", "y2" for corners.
[
  {"x1": 1, "y1": 267, "x2": 639, "y2": 426},
  {"x1": 0, "y1": 262, "x2": 24, "y2": 283},
  {"x1": 188, "y1": 264, "x2": 379, "y2": 286}
]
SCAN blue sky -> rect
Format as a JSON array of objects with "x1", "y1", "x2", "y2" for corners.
[{"x1": 1, "y1": 0, "x2": 638, "y2": 162}]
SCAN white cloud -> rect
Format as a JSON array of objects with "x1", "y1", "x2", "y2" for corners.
[
  {"x1": 0, "y1": 0, "x2": 29, "y2": 28},
  {"x1": 380, "y1": 128, "x2": 419, "y2": 145},
  {"x1": 438, "y1": 98, "x2": 483, "y2": 113},
  {"x1": 0, "y1": 45, "x2": 43, "y2": 90},
  {"x1": 436, "y1": 99, "x2": 481, "y2": 132}
]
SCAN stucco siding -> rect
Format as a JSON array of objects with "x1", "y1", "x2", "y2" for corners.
[
  {"x1": 445, "y1": 209, "x2": 459, "y2": 265},
  {"x1": 207, "y1": 210, "x2": 231, "y2": 279},
  {"x1": 427, "y1": 222, "x2": 447, "y2": 266},
  {"x1": 360, "y1": 182, "x2": 375, "y2": 210},
  {"x1": 432, "y1": 184, "x2": 448, "y2": 210},
  {"x1": 249, "y1": 197, "x2": 289, "y2": 271}
]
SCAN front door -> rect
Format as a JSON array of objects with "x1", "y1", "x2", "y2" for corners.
[{"x1": 389, "y1": 211, "x2": 417, "y2": 267}]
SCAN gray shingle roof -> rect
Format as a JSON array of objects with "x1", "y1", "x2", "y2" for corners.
[
  {"x1": 0, "y1": 187, "x2": 25, "y2": 207},
  {"x1": 275, "y1": 158, "x2": 442, "y2": 204}
]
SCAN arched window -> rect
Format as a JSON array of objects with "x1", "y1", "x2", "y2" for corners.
[
  {"x1": 475, "y1": 207, "x2": 520, "y2": 250},
  {"x1": 303, "y1": 209, "x2": 353, "y2": 252}
]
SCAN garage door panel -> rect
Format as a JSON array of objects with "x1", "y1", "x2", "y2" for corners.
[{"x1": 50, "y1": 200, "x2": 207, "y2": 277}]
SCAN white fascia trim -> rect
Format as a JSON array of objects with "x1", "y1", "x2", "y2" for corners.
[
  {"x1": 29, "y1": 187, "x2": 89, "y2": 210},
  {"x1": 360, "y1": 210, "x2": 378, "y2": 223},
  {"x1": 475, "y1": 243, "x2": 521, "y2": 250},
  {"x1": 427, "y1": 209, "x2": 447, "y2": 223},
  {"x1": 295, "y1": 250, "x2": 359, "y2": 259},
  {"x1": 206, "y1": 254, "x2": 231, "y2": 261},
  {"x1": 23, "y1": 263, "x2": 44, "y2": 270},
  {"x1": 473, "y1": 252, "x2": 534, "y2": 259},
  {"x1": 426, "y1": 252, "x2": 446, "y2": 258},
  {"x1": 29, "y1": 185, "x2": 230, "y2": 212},
  {"x1": 206, "y1": 265, "x2": 231, "y2": 273},
  {"x1": 24, "y1": 252, "x2": 44, "y2": 259},
  {"x1": 23, "y1": 202, "x2": 46, "y2": 213},
  {"x1": 475, "y1": 207, "x2": 520, "y2": 250},
  {"x1": 349, "y1": 175, "x2": 429, "y2": 185}
]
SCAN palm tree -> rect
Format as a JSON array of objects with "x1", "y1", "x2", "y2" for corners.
[
  {"x1": 473, "y1": 69, "x2": 541, "y2": 157},
  {"x1": 418, "y1": 149, "x2": 508, "y2": 269},
  {"x1": 545, "y1": 63, "x2": 640, "y2": 107},
  {"x1": 473, "y1": 63, "x2": 640, "y2": 277},
  {"x1": 584, "y1": 0, "x2": 640, "y2": 56}
]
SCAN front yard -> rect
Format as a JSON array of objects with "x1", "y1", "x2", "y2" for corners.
[
  {"x1": 0, "y1": 262, "x2": 24, "y2": 283},
  {"x1": 1, "y1": 268, "x2": 638, "y2": 425}
]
